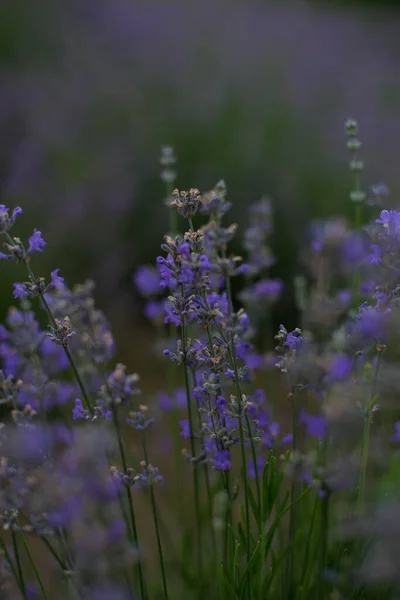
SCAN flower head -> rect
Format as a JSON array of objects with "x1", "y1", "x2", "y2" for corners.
[
  {"x1": 28, "y1": 229, "x2": 46, "y2": 255},
  {"x1": 0, "y1": 205, "x2": 22, "y2": 233},
  {"x1": 170, "y1": 188, "x2": 201, "y2": 220}
]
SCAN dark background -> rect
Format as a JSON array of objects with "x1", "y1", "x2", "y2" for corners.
[{"x1": 1, "y1": 0, "x2": 399, "y2": 369}]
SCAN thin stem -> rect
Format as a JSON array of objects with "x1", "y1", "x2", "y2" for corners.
[
  {"x1": 238, "y1": 415, "x2": 250, "y2": 561},
  {"x1": 181, "y1": 338, "x2": 203, "y2": 579},
  {"x1": 12, "y1": 531, "x2": 27, "y2": 600},
  {"x1": 357, "y1": 351, "x2": 382, "y2": 512},
  {"x1": 224, "y1": 270, "x2": 251, "y2": 589},
  {"x1": 40, "y1": 535, "x2": 67, "y2": 571},
  {"x1": 317, "y1": 492, "x2": 330, "y2": 600},
  {"x1": 204, "y1": 462, "x2": 217, "y2": 558},
  {"x1": 4, "y1": 232, "x2": 93, "y2": 416},
  {"x1": 142, "y1": 438, "x2": 169, "y2": 600},
  {"x1": 245, "y1": 413, "x2": 262, "y2": 535},
  {"x1": 18, "y1": 528, "x2": 49, "y2": 600},
  {"x1": 0, "y1": 533, "x2": 27, "y2": 599},
  {"x1": 286, "y1": 383, "x2": 298, "y2": 596},
  {"x1": 299, "y1": 493, "x2": 319, "y2": 596},
  {"x1": 112, "y1": 408, "x2": 146, "y2": 599},
  {"x1": 166, "y1": 178, "x2": 177, "y2": 237},
  {"x1": 40, "y1": 294, "x2": 93, "y2": 414},
  {"x1": 191, "y1": 368, "x2": 217, "y2": 563}
]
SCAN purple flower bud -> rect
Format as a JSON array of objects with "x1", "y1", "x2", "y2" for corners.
[
  {"x1": 72, "y1": 398, "x2": 86, "y2": 420},
  {"x1": 368, "y1": 244, "x2": 382, "y2": 266},
  {"x1": 50, "y1": 269, "x2": 64, "y2": 290},
  {"x1": 13, "y1": 282, "x2": 28, "y2": 299},
  {"x1": 179, "y1": 419, "x2": 191, "y2": 439},
  {"x1": 213, "y1": 450, "x2": 232, "y2": 471},
  {"x1": 28, "y1": 229, "x2": 46, "y2": 254}
]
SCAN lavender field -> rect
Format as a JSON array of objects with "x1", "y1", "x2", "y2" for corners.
[{"x1": 1, "y1": 1, "x2": 400, "y2": 599}]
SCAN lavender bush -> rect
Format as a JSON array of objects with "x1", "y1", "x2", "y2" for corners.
[
  {"x1": 2, "y1": 0, "x2": 400, "y2": 310},
  {"x1": 0, "y1": 121, "x2": 399, "y2": 599}
]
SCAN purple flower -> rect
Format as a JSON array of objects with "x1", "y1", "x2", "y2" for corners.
[
  {"x1": 368, "y1": 244, "x2": 382, "y2": 266},
  {"x1": 0, "y1": 205, "x2": 22, "y2": 233},
  {"x1": 247, "y1": 454, "x2": 265, "y2": 478},
  {"x1": 157, "y1": 255, "x2": 176, "y2": 289},
  {"x1": 50, "y1": 269, "x2": 64, "y2": 290},
  {"x1": 338, "y1": 289, "x2": 352, "y2": 306},
  {"x1": 28, "y1": 229, "x2": 46, "y2": 254},
  {"x1": 341, "y1": 233, "x2": 366, "y2": 266},
  {"x1": 13, "y1": 283, "x2": 28, "y2": 299},
  {"x1": 356, "y1": 302, "x2": 388, "y2": 340},
  {"x1": 179, "y1": 419, "x2": 191, "y2": 439},
  {"x1": 13, "y1": 207, "x2": 23, "y2": 218},
  {"x1": 254, "y1": 278, "x2": 283, "y2": 301},
  {"x1": 376, "y1": 209, "x2": 400, "y2": 228},
  {"x1": 225, "y1": 368, "x2": 235, "y2": 380},
  {"x1": 391, "y1": 421, "x2": 400, "y2": 443},
  {"x1": 213, "y1": 450, "x2": 232, "y2": 471},
  {"x1": 72, "y1": 398, "x2": 86, "y2": 421},
  {"x1": 144, "y1": 299, "x2": 164, "y2": 322},
  {"x1": 299, "y1": 409, "x2": 327, "y2": 438},
  {"x1": 327, "y1": 353, "x2": 353, "y2": 382},
  {"x1": 245, "y1": 353, "x2": 263, "y2": 369},
  {"x1": 286, "y1": 331, "x2": 303, "y2": 350},
  {"x1": 158, "y1": 388, "x2": 186, "y2": 411},
  {"x1": 199, "y1": 254, "x2": 213, "y2": 270},
  {"x1": 134, "y1": 265, "x2": 161, "y2": 296}
]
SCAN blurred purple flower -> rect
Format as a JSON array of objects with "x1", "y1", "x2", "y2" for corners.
[
  {"x1": 13, "y1": 283, "x2": 28, "y2": 299},
  {"x1": 368, "y1": 244, "x2": 382, "y2": 266},
  {"x1": 50, "y1": 268, "x2": 64, "y2": 289},
  {"x1": 179, "y1": 419, "x2": 191, "y2": 439},
  {"x1": 299, "y1": 409, "x2": 327, "y2": 438},
  {"x1": 327, "y1": 353, "x2": 353, "y2": 383},
  {"x1": 391, "y1": 421, "x2": 400, "y2": 443},
  {"x1": 134, "y1": 265, "x2": 161, "y2": 296}
]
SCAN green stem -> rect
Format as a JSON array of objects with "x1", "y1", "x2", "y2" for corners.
[
  {"x1": 141, "y1": 438, "x2": 169, "y2": 600},
  {"x1": 18, "y1": 528, "x2": 49, "y2": 600},
  {"x1": 245, "y1": 413, "x2": 262, "y2": 535},
  {"x1": 204, "y1": 463, "x2": 217, "y2": 557},
  {"x1": 357, "y1": 351, "x2": 382, "y2": 512},
  {"x1": 317, "y1": 492, "x2": 330, "y2": 600},
  {"x1": 40, "y1": 294, "x2": 93, "y2": 414},
  {"x1": 40, "y1": 535, "x2": 67, "y2": 571},
  {"x1": 299, "y1": 494, "x2": 319, "y2": 597},
  {"x1": 224, "y1": 270, "x2": 251, "y2": 589},
  {"x1": 287, "y1": 384, "x2": 298, "y2": 595},
  {"x1": 181, "y1": 337, "x2": 203, "y2": 580},
  {"x1": 0, "y1": 532, "x2": 27, "y2": 599},
  {"x1": 191, "y1": 367, "x2": 217, "y2": 564},
  {"x1": 12, "y1": 531, "x2": 27, "y2": 599},
  {"x1": 112, "y1": 408, "x2": 146, "y2": 599}
]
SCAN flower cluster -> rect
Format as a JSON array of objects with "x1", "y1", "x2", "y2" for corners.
[{"x1": 1, "y1": 127, "x2": 400, "y2": 599}]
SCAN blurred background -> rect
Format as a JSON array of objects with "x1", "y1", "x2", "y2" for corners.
[{"x1": 1, "y1": 0, "x2": 400, "y2": 374}]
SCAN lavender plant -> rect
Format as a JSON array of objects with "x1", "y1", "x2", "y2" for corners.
[{"x1": 0, "y1": 121, "x2": 399, "y2": 599}]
